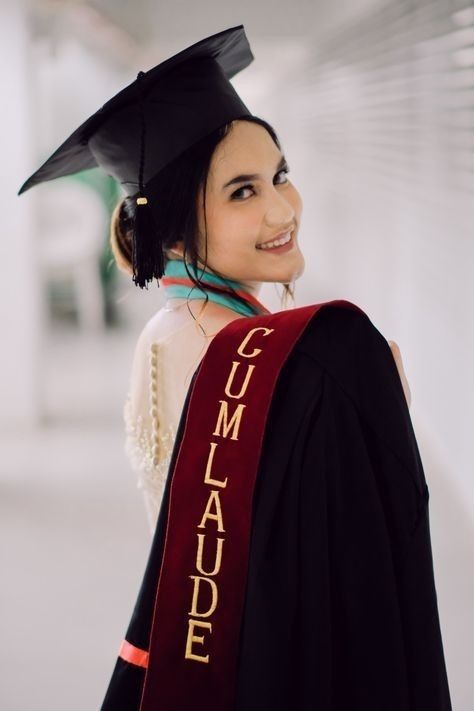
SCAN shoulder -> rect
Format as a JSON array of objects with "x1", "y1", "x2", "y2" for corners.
[
  {"x1": 291, "y1": 299, "x2": 397, "y2": 407},
  {"x1": 292, "y1": 300, "x2": 426, "y2": 497},
  {"x1": 130, "y1": 309, "x2": 189, "y2": 364},
  {"x1": 137, "y1": 308, "x2": 172, "y2": 348},
  {"x1": 292, "y1": 299, "x2": 392, "y2": 377},
  {"x1": 296, "y1": 299, "x2": 385, "y2": 354},
  {"x1": 127, "y1": 311, "x2": 172, "y2": 398}
]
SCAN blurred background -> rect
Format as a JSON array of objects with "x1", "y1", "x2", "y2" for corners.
[{"x1": 1, "y1": 0, "x2": 473, "y2": 708}]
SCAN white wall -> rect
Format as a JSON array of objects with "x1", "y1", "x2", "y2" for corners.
[{"x1": 273, "y1": 3, "x2": 474, "y2": 523}]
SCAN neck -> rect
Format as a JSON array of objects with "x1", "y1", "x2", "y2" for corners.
[
  {"x1": 231, "y1": 278, "x2": 262, "y2": 300},
  {"x1": 158, "y1": 258, "x2": 270, "y2": 318}
]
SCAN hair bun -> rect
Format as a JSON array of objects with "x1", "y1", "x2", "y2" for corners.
[{"x1": 109, "y1": 197, "x2": 134, "y2": 277}]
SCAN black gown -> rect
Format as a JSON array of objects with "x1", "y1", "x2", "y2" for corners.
[{"x1": 101, "y1": 301, "x2": 452, "y2": 710}]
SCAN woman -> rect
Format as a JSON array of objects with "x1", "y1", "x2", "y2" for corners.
[
  {"x1": 114, "y1": 115, "x2": 304, "y2": 531},
  {"x1": 114, "y1": 116, "x2": 412, "y2": 534},
  {"x1": 19, "y1": 25, "x2": 450, "y2": 711}
]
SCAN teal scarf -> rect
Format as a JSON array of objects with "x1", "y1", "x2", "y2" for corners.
[{"x1": 158, "y1": 259, "x2": 270, "y2": 318}]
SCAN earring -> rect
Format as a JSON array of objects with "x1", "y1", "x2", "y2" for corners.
[{"x1": 280, "y1": 281, "x2": 296, "y2": 310}]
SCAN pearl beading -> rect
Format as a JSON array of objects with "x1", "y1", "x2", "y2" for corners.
[{"x1": 123, "y1": 340, "x2": 177, "y2": 530}]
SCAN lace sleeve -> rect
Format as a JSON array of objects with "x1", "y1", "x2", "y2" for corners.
[{"x1": 123, "y1": 341, "x2": 177, "y2": 532}]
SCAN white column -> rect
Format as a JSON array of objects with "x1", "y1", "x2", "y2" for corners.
[{"x1": 0, "y1": 1, "x2": 44, "y2": 429}]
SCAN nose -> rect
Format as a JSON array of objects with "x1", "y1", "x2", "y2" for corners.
[{"x1": 264, "y1": 187, "x2": 296, "y2": 232}]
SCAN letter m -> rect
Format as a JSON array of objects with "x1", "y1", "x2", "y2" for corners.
[{"x1": 213, "y1": 400, "x2": 246, "y2": 440}]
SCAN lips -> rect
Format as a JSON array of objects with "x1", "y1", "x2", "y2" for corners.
[{"x1": 256, "y1": 229, "x2": 294, "y2": 249}]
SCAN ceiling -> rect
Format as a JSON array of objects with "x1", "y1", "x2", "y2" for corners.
[{"x1": 35, "y1": 0, "x2": 386, "y2": 53}]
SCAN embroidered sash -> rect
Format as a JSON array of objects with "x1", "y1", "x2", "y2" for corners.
[{"x1": 128, "y1": 300, "x2": 361, "y2": 709}]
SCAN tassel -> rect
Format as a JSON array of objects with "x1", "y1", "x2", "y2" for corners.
[
  {"x1": 131, "y1": 193, "x2": 165, "y2": 288},
  {"x1": 131, "y1": 70, "x2": 165, "y2": 289}
]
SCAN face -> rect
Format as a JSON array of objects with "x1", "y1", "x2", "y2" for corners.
[{"x1": 169, "y1": 120, "x2": 305, "y2": 297}]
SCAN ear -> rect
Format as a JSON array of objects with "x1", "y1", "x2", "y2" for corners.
[{"x1": 166, "y1": 241, "x2": 184, "y2": 259}]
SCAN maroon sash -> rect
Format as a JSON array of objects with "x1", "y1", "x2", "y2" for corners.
[{"x1": 138, "y1": 300, "x2": 361, "y2": 710}]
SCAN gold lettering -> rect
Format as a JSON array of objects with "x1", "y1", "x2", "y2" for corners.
[
  {"x1": 224, "y1": 360, "x2": 255, "y2": 399},
  {"x1": 203, "y1": 441, "x2": 227, "y2": 488},
  {"x1": 185, "y1": 618, "x2": 212, "y2": 663},
  {"x1": 183, "y1": 322, "x2": 275, "y2": 664},
  {"x1": 213, "y1": 400, "x2": 246, "y2": 440},
  {"x1": 197, "y1": 489, "x2": 225, "y2": 532},
  {"x1": 188, "y1": 575, "x2": 218, "y2": 617},
  {"x1": 237, "y1": 326, "x2": 275, "y2": 358},
  {"x1": 195, "y1": 533, "x2": 224, "y2": 576}
]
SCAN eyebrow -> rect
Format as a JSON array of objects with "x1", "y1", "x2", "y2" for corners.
[{"x1": 222, "y1": 154, "x2": 288, "y2": 190}]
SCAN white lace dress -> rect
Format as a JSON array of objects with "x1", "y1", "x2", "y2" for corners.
[{"x1": 122, "y1": 320, "x2": 210, "y2": 533}]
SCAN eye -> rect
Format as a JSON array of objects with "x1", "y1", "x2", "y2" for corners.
[
  {"x1": 275, "y1": 166, "x2": 290, "y2": 184},
  {"x1": 231, "y1": 184, "x2": 254, "y2": 201},
  {"x1": 230, "y1": 167, "x2": 290, "y2": 201}
]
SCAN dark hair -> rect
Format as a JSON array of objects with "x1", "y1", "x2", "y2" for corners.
[{"x1": 110, "y1": 115, "x2": 294, "y2": 313}]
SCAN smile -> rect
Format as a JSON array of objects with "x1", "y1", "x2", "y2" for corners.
[{"x1": 256, "y1": 230, "x2": 294, "y2": 252}]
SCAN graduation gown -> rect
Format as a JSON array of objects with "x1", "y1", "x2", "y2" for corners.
[{"x1": 100, "y1": 299, "x2": 452, "y2": 710}]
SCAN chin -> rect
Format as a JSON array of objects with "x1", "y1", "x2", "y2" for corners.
[{"x1": 274, "y1": 254, "x2": 306, "y2": 284}]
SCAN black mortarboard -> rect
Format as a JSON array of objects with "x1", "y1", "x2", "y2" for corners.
[{"x1": 18, "y1": 24, "x2": 255, "y2": 287}]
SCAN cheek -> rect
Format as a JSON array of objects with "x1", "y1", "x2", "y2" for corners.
[
  {"x1": 288, "y1": 185, "x2": 303, "y2": 217},
  {"x1": 208, "y1": 203, "x2": 260, "y2": 248}
]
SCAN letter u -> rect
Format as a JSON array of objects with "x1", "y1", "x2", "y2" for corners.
[
  {"x1": 196, "y1": 533, "x2": 224, "y2": 576},
  {"x1": 224, "y1": 360, "x2": 255, "y2": 399}
]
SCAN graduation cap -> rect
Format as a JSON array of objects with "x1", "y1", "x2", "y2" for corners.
[{"x1": 18, "y1": 24, "x2": 255, "y2": 288}]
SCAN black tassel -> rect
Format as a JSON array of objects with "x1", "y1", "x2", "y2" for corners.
[
  {"x1": 131, "y1": 194, "x2": 165, "y2": 288},
  {"x1": 131, "y1": 71, "x2": 165, "y2": 289}
]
